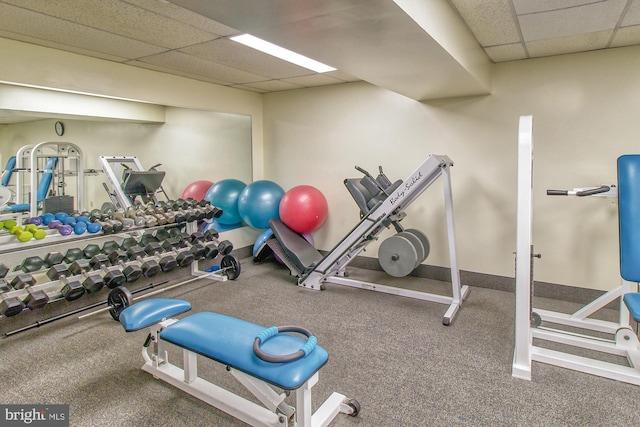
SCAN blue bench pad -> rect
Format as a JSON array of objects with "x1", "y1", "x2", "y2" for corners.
[
  {"x1": 618, "y1": 155, "x2": 640, "y2": 282},
  {"x1": 623, "y1": 293, "x2": 640, "y2": 322},
  {"x1": 120, "y1": 298, "x2": 192, "y2": 331},
  {"x1": 160, "y1": 312, "x2": 329, "y2": 390}
]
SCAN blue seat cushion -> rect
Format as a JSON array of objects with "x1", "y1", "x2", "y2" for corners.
[
  {"x1": 623, "y1": 293, "x2": 640, "y2": 322},
  {"x1": 119, "y1": 298, "x2": 192, "y2": 331},
  {"x1": 159, "y1": 312, "x2": 329, "y2": 390}
]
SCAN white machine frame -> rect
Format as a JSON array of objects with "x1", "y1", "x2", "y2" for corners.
[
  {"x1": 12, "y1": 142, "x2": 86, "y2": 217},
  {"x1": 300, "y1": 155, "x2": 468, "y2": 325},
  {"x1": 141, "y1": 318, "x2": 355, "y2": 427},
  {"x1": 512, "y1": 115, "x2": 640, "y2": 385},
  {"x1": 99, "y1": 155, "x2": 146, "y2": 209}
]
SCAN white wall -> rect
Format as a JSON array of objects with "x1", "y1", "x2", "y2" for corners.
[{"x1": 263, "y1": 45, "x2": 640, "y2": 291}]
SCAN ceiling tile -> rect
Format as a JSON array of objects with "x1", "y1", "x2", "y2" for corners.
[
  {"x1": 519, "y1": 0, "x2": 627, "y2": 42},
  {"x1": 527, "y1": 30, "x2": 612, "y2": 57},
  {"x1": 229, "y1": 84, "x2": 269, "y2": 93},
  {"x1": 134, "y1": 50, "x2": 270, "y2": 84},
  {"x1": 281, "y1": 74, "x2": 346, "y2": 87},
  {"x1": 621, "y1": 0, "x2": 640, "y2": 26},
  {"x1": 180, "y1": 38, "x2": 315, "y2": 79},
  {"x1": 449, "y1": 0, "x2": 520, "y2": 46},
  {"x1": 122, "y1": 0, "x2": 239, "y2": 36},
  {"x1": 512, "y1": 0, "x2": 599, "y2": 15},
  {"x1": 324, "y1": 69, "x2": 360, "y2": 82},
  {"x1": 240, "y1": 80, "x2": 304, "y2": 92},
  {"x1": 0, "y1": 29, "x2": 130, "y2": 62},
  {"x1": 125, "y1": 59, "x2": 232, "y2": 85},
  {"x1": 611, "y1": 25, "x2": 640, "y2": 47},
  {"x1": 0, "y1": 3, "x2": 166, "y2": 59},
  {"x1": 484, "y1": 43, "x2": 528, "y2": 62},
  {"x1": 1, "y1": 0, "x2": 218, "y2": 49}
]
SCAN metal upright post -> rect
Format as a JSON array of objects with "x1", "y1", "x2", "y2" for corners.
[{"x1": 512, "y1": 115, "x2": 534, "y2": 380}]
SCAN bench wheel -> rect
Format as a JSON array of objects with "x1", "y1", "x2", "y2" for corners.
[
  {"x1": 347, "y1": 398, "x2": 360, "y2": 417},
  {"x1": 108, "y1": 286, "x2": 133, "y2": 321}
]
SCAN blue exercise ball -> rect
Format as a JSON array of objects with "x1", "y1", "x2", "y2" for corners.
[
  {"x1": 237, "y1": 180, "x2": 285, "y2": 229},
  {"x1": 204, "y1": 179, "x2": 246, "y2": 225},
  {"x1": 203, "y1": 219, "x2": 244, "y2": 233},
  {"x1": 252, "y1": 228, "x2": 274, "y2": 256}
]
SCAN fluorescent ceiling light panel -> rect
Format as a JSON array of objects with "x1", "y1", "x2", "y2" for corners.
[{"x1": 231, "y1": 34, "x2": 336, "y2": 73}]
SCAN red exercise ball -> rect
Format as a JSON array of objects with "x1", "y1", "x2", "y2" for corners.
[
  {"x1": 279, "y1": 185, "x2": 328, "y2": 234},
  {"x1": 181, "y1": 180, "x2": 214, "y2": 201}
]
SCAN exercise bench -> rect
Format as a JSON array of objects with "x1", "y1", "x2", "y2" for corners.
[{"x1": 118, "y1": 298, "x2": 360, "y2": 426}]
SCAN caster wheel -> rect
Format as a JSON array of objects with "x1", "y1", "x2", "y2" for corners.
[
  {"x1": 347, "y1": 398, "x2": 360, "y2": 417},
  {"x1": 530, "y1": 311, "x2": 542, "y2": 327}
]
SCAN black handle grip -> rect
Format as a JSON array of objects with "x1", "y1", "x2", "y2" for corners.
[
  {"x1": 547, "y1": 189, "x2": 568, "y2": 196},
  {"x1": 576, "y1": 185, "x2": 610, "y2": 196}
]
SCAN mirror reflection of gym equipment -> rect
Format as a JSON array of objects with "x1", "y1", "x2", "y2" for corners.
[
  {"x1": 100, "y1": 156, "x2": 168, "y2": 210},
  {"x1": 2, "y1": 142, "x2": 87, "y2": 218}
]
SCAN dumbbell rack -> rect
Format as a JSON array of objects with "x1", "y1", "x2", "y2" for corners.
[{"x1": 0, "y1": 218, "x2": 237, "y2": 335}]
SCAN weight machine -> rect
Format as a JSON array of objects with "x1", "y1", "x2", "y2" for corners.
[
  {"x1": 99, "y1": 156, "x2": 168, "y2": 210},
  {"x1": 261, "y1": 154, "x2": 468, "y2": 325},
  {"x1": 4, "y1": 142, "x2": 86, "y2": 217},
  {"x1": 512, "y1": 115, "x2": 640, "y2": 385}
]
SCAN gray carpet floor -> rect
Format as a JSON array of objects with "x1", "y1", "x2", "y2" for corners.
[{"x1": 1, "y1": 258, "x2": 639, "y2": 426}]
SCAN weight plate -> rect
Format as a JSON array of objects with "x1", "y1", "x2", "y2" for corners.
[
  {"x1": 404, "y1": 229, "x2": 430, "y2": 262},
  {"x1": 378, "y1": 234, "x2": 419, "y2": 277},
  {"x1": 221, "y1": 255, "x2": 241, "y2": 280},
  {"x1": 107, "y1": 286, "x2": 133, "y2": 321},
  {"x1": 397, "y1": 231, "x2": 424, "y2": 268}
]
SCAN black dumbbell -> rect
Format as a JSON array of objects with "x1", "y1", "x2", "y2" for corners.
[
  {"x1": 198, "y1": 229, "x2": 234, "y2": 255},
  {"x1": 24, "y1": 288, "x2": 49, "y2": 309},
  {"x1": 46, "y1": 264, "x2": 86, "y2": 301},
  {"x1": 83, "y1": 243, "x2": 102, "y2": 259},
  {"x1": 10, "y1": 273, "x2": 36, "y2": 290},
  {"x1": 64, "y1": 247, "x2": 85, "y2": 264},
  {"x1": 0, "y1": 296, "x2": 25, "y2": 317},
  {"x1": 0, "y1": 263, "x2": 9, "y2": 278},
  {"x1": 68, "y1": 259, "x2": 105, "y2": 293},
  {"x1": 14, "y1": 256, "x2": 44, "y2": 273},
  {"x1": 123, "y1": 246, "x2": 161, "y2": 277},
  {"x1": 43, "y1": 252, "x2": 65, "y2": 268},
  {"x1": 142, "y1": 242, "x2": 179, "y2": 271},
  {"x1": 106, "y1": 249, "x2": 143, "y2": 283},
  {"x1": 88, "y1": 254, "x2": 126, "y2": 289}
]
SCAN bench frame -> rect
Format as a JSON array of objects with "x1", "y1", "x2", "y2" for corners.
[{"x1": 139, "y1": 318, "x2": 355, "y2": 427}]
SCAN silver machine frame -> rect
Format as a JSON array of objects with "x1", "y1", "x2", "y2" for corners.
[
  {"x1": 512, "y1": 115, "x2": 640, "y2": 385},
  {"x1": 300, "y1": 154, "x2": 469, "y2": 325},
  {"x1": 140, "y1": 318, "x2": 356, "y2": 427}
]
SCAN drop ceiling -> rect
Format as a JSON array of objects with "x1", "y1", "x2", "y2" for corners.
[{"x1": 0, "y1": 0, "x2": 639, "y2": 102}]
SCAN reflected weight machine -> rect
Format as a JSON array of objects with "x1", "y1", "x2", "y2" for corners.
[{"x1": 100, "y1": 156, "x2": 169, "y2": 210}]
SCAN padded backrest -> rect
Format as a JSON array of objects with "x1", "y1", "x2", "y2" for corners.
[
  {"x1": 344, "y1": 178, "x2": 375, "y2": 216},
  {"x1": 1, "y1": 156, "x2": 16, "y2": 186},
  {"x1": 269, "y1": 218, "x2": 323, "y2": 271},
  {"x1": 37, "y1": 157, "x2": 58, "y2": 201},
  {"x1": 618, "y1": 155, "x2": 640, "y2": 282}
]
